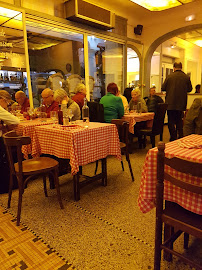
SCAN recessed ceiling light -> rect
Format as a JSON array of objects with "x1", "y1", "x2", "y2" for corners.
[
  {"x1": 185, "y1": 14, "x2": 195, "y2": 21},
  {"x1": 129, "y1": 0, "x2": 194, "y2": 11}
]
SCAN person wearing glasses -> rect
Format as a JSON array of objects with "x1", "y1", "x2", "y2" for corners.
[
  {"x1": 41, "y1": 88, "x2": 59, "y2": 117},
  {"x1": 15, "y1": 91, "x2": 30, "y2": 113}
]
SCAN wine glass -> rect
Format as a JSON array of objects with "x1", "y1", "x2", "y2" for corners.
[
  {"x1": 50, "y1": 111, "x2": 58, "y2": 124},
  {"x1": 27, "y1": 107, "x2": 35, "y2": 120},
  {"x1": 67, "y1": 109, "x2": 74, "y2": 124}
]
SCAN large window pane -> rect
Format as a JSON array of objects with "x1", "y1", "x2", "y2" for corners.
[
  {"x1": 26, "y1": 20, "x2": 84, "y2": 105},
  {"x1": 88, "y1": 36, "x2": 123, "y2": 100},
  {"x1": 0, "y1": 7, "x2": 27, "y2": 98}
]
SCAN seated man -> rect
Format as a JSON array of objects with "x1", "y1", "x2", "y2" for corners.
[
  {"x1": 41, "y1": 88, "x2": 59, "y2": 117},
  {"x1": 145, "y1": 86, "x2": 164, "y2": 113},
  {"x1": 72, "y1": 83, "x2": 87, "y2": 110},
  {"x1": 129, "y1": 87, "x2": 148, "y2": 113},
  {"x1": 100, "y1": 83, "x2": 124, "y2": 123},
  {"x1": 15, "y1": 91, "x2": 30, "y2": 113},
  {"x1": 54, "y1": 88, "x2": 81, "y2": 121},
  {"x1": 183, "y1": 98, "x2": 202, "y2": 136}
]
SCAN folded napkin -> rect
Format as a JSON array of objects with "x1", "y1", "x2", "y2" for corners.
[
  {"x1": 178, "y1": 139, "x2": 202, "y2": 149},
  {"x1": 53, "y1": 124, "x2": 84, "y2": 130}
]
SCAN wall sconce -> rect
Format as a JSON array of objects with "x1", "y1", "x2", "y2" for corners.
[{"x1": 170, "y1": 42, "x2": 177, "y2": 48}]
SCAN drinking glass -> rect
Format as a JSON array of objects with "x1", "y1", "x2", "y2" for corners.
[
  {"x1": 50, "y1": 111, "x2": 58, "y2": 124},
  {"x1": 27, "y1": 107, "x2": 35, "y2": 120},
  {"x1": 40, "y1": 112, "x2": 47, "y2": 122},
  {"x1": 67, "y1": 109, "x2": 74, "y2": 124}
]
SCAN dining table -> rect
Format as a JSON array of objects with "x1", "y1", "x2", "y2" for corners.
[
  {"x1": 122, "y1": 112, "x2": 154, "y2": 134},
  {"x1": 138, "y1": 134, "x2": 202, "y2": 215},
  {"x1": 16, "y1": 118, "x2": 53, "y2": 159},
  {"x1": 32, "y1": 121, "x2": 122, "y2": 200}
]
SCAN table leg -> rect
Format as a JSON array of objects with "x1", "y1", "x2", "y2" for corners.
[
  {"x1": 73, "y1": 173, "x2": 80, "y2": 201},
  {"x1": 102, "y1": 158, "x2": 107, "y2": 186}
]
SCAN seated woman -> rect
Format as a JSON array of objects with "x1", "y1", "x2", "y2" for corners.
[
  {"x1": 0, "y1": 93, "x2": 20, "y2": 193},
  {"x1": 100, "y1": 83, "x2": 124, "y2": 123},
  {"x1": 129, "y1": 87, "x2": 148, "y2": 113},
  {"x1": 72, "y1": 83, "x2": 87, "y2": 110},
  {"x1": 54, "y1": 88, "x2": 81, "y2": 121},
  {"x1": 183, "y1": 98, "x2": 202, "y2": 136}
]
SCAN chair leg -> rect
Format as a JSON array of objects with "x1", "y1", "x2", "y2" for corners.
[
  {"x1": 150, "y1": 135, "x2": 155, "y2": 148},
  {"x1": 7, "y1": 174, "x2": 14, "y2": 208},
  {"x1": 138, "y1": 136, "x2": 142, "y2": 149},
  {"x1": 95, "y1": 160, "x2": 99, "y2": 175},
  {"x1": 184, "y1": 233, "x2": 189, "y2": 249},
  {"x1": 43, "y1": 175, "x2": 48, "y2": 197},
  {"x1": 53, "y1": 168, "x2": 64, "y2": 209},
  {"x1": 126, "y1": 154, "x2": 134, "y2": 182},
  {"x1": 121, "y1": 160, "x2": 124, "y2": 171},
  {"x1": 101, "y1": 158, "x2": 107, "y2": 186},
  {"x1": 143, "y1": 135, "x2": 146, "y2": 148},
  {"x1": 17, "y1": 181, "x2": 23, "y2": 226}
]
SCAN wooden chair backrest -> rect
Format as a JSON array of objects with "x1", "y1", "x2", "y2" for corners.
[
  {"x1": 87, "y1": 101, "x2": 104, "y2": 122},
  {"x1": 157, "y1": 142, "x2": 202, "y2": 199},
  {"x1": 111, "y1": 119, "x2": 129, "y2": 147},
  {"x1": 152, "y1": 103, "x2": 168, "y2": 135},
  {"x1": 3, "y1": 131, "x2": 31, "y2": 176}
]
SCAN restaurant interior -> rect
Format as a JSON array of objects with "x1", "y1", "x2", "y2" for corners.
[{"x1": 0, "y1": 0, "x2": 201, "y2": 269}]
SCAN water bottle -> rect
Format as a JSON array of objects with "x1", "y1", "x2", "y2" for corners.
[
  {"x1": 82, "y1": 98, "x2": 89, "y2": 124},
  {"x1": 58, "y1": 104, "x2": 63, "y2": 125}
]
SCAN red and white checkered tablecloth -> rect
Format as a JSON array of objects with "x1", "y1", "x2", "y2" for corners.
[
  {"x1": 138, "y1": 134, "x2": 202, "y2": 215},
  {"x1": 33, "y1": 122, "x2": 122, "y2": 175},
  {"x1": 16, "y1": 119, "x2": 53, "y2": 159},
  {"x1": 122, "y1": 112, "x2": 154, "y2": 133}
]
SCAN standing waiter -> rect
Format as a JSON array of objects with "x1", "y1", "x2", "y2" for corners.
[{"x1": 162, "y1": 62, "x2": 192, "y2": 141}]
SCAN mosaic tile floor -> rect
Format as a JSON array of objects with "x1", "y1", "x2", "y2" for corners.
[{"x1": 0, "y1": 206, "x2": 75, "y2": 270}]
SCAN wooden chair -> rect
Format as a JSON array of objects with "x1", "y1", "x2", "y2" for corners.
[
  {"x1": 66, "y1": 74, "x2": 83, "y2": 97},
  {"x1": 154, "y1": 142, "x2": 202, "y2": 270},
  {"x1": 3, "y1": 131, "x2": 64, "y2": 226},
  {"x1": 95, "y1": 119, "x2": 134, "y2": 182},
  {"x1": 138, "y1": 103, "x2": 168, "y2": 148},
  {"x1": 87, "y1": 101, "x2": 104, "y2": 123}
]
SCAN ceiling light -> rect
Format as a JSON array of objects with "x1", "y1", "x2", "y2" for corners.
[
  {"x1": 194, "y1": 40, "x2": 202, "y2": 47},
  {"x1": 185, "y1": 14, "x2": 195, "y2": 21},
  {"x1": 170, "y1": 42, "x2": 177, "y2": 48},
  {"x1": 129, "y1": 0, "x2": 194, "y2": 11},
  {"x1": 0, "y1": 7, "x2": 21, "y2": 18}
]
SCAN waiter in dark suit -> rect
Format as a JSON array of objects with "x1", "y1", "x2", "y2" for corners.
[{"x1": 162, "y1": 62, "x2": 192, "y2": 141}]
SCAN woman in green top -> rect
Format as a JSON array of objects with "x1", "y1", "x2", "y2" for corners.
[{"x1": 100, "y1": 83, "x2": 124, "y2": 123}]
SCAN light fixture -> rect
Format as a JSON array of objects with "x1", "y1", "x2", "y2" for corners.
[
  {"x1": 170, "y1": 42, "x2": 177, "y2": 48},
  {"x1": 194, "y1": 40, "x2": 202, "y2": 47},
  {"x1": 185, "y1": 14, "x2": 195, "y2": 21},
  {"x1": 0, "y1": 7, "x2": 21, "y2": 19},
  {"x1": 129, "y1": 0, "x2": 195, "y2": 11}
]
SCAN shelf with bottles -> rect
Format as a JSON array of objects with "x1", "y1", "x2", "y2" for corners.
[{"x1": 0, "y1": 70, "x2": 23, "y2": 83}]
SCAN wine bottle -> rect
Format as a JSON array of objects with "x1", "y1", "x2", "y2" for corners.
[
  {"x1": 58, "y1": 104, "x2": 63, "y2": 125},
  {"x1": 82, "y1": 98, "x2": 89, "y2": 124}
]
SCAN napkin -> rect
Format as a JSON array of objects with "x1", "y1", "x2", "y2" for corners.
[{"x1": 178, "y1": 139, "x2": 202, "y2": 149}]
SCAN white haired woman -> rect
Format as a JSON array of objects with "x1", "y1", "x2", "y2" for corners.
[
  {"x1": 54, "y1": 88, "x2": 81, "y2": 121},
  {"x1": 129, "y1": 87, "x2": 148, "y2": 113},
  {"x1": 72, "y1": 83, "x2": 87, "y2": 110}
]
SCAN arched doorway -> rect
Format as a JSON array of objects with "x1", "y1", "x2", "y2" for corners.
[{"x1": 144, "y1": 24, "x2": 202, "y2": 96}]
